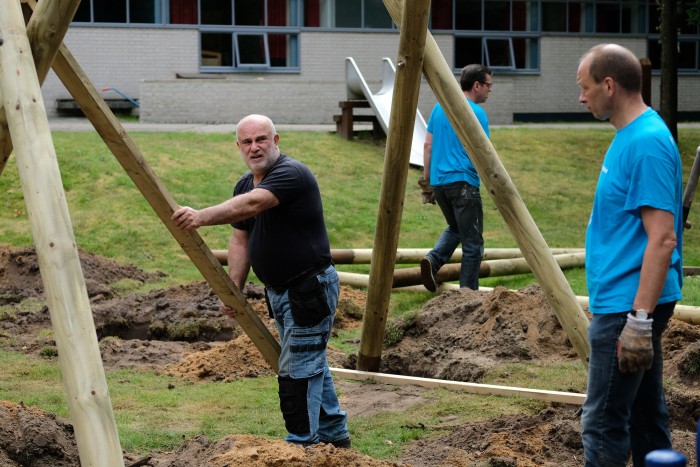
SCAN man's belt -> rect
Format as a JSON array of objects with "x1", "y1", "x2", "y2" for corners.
[{"x1": 265, "y1": 261, "x2": 332, "y2": 294}]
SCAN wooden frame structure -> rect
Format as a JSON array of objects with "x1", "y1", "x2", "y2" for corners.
[{"x1": 0, "y1": 0, "x2": 595, "y2": 463}]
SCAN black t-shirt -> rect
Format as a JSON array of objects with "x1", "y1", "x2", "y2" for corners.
[{"x1": 232, "y1": 154, "x2": 331, "y2": 287}]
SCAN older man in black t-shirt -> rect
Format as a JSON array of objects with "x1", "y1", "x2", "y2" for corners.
[{"x1": 172, "y1": 114, "x2": 350, "y2": 448}]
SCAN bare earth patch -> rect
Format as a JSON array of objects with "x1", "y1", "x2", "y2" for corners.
[{"x1": 1, "y1": 244, "x2": 698, "y2": 466}]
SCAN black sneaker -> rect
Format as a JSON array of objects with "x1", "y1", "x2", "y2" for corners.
[
  {"x1": 327, "y1": 438, "x2": 352, "y2": 449},
  {"x1": 420, "y1": 257, "x2": 437, "y2": 292}
]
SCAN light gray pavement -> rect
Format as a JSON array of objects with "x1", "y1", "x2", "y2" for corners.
[
  {"x1": 48, "y1": 118, "x2": 337, "y2": 134},
  {"x1": 47, "y1": 117, "x2": 700, "y2": 133}
]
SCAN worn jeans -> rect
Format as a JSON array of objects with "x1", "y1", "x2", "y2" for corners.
[
  {"x1": 427, "y1": 181, "x2": 484, "y2": 290},
  {"x1": 266, "y1": 264, "x2": 350, "y2": 446},
  {"x1": 581, "y1": 302, "x2": 675, "y2": 466}
]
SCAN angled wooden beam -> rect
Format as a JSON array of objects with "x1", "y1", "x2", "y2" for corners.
[
  {"x1": 0, "y1": 1, "x2": 124, "y2": 464},
  {"x1": 48, "y1": 44, "x2": 281, "y2": 371},
  {"x1": 383, "y1": 0, "x2": 591, "y2": 368},
  {"x1": 0, "y1": 0, "x2": 80, "y2": 176}
]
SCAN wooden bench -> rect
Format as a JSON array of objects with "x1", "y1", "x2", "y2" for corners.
[{"x1": 333, "y1": 100, "x2": 384, "y2": 140}]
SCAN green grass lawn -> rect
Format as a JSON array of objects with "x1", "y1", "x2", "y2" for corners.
[{"x1": 0, "y1": 126, "x2": 699, "y2": 459}]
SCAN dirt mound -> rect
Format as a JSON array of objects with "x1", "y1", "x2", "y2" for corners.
[
  {"x1": 0, "y1": 244, "x2": 163, "y2": 305},
  {"x1": 0, "y1": 401, "x2": 80, "y2": 467},
  {"x1": 130, "y1": 434, "x2": 406, "y2": 466},
  {"x1": 375, "y1": 285, "x2": 579, "y2": 382}
]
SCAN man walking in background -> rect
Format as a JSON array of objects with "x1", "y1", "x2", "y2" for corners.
[
  {"x1": 419, "y1": 64, "x2": 492, "y2": 292},
  {"x1": 576, "y1": 44, "x2": 683, "y2": 466},
  {"x1": 172, "y1": 114, "x2": 351, "y2": 449}
]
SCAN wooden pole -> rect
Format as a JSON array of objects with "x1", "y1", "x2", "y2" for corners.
[
  {"x1": 0, "y1": 0, "x2": 80, "y2": 177},
  {"x1": 212, "y1": 247, "x2": 585, "y2": 265},
  {"x1": 330, "y1": 368, "x2": 586, "y2": 405},
  {"x1": 0, "y1": 2, "x2": 124, "y2": 465},
  {"x1": 357, "y1": 0, "x2": 430, "y2": 372},
  {"x1": 383, "y1": 0, "x2": 591, "y2": 367},
  {"x1": 47, "y1": 44, "x2": 281, "y2": 371},
  {"x1": 392, "y1": 253, "x2": 585, "y2": 288}
]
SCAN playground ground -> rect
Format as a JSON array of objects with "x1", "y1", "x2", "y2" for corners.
[{"x1": 1, "y1": 243, "x2": 699, "y2": 466}]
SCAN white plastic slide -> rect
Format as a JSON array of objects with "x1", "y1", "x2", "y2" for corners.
[{"x1": 345, "y1": 57, "x2": 428, "y2": 167}]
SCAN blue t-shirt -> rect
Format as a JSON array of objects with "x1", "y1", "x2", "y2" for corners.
[
  {"x1": 586, "y1": 108, "x2": 683, "y2": 314},
  {"x1": 426, "y1": 98, "x2": 490, "y2": 187}
]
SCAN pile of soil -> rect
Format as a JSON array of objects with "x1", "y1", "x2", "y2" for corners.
[{"x1": 1, "y1": 243, "x2": 699, "y2": 466}]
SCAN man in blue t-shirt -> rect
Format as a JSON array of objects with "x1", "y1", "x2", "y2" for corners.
[
  {"x1": 172, "y1": 114, "x2": 351, "y2": 449},
  {"x1": 576, "y1": 44, "x2": 683, "y2": 466},
  {"x1": 419, "y1": 64, "x2": 492, "y2": 292}
]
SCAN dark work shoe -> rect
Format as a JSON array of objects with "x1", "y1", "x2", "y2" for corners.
[
  {"x1": 329, "y1": 438, "x2": 352, "y2": 449},
  {"x1": 420, "y1": 257, "x2": 437, "y2": 292}
]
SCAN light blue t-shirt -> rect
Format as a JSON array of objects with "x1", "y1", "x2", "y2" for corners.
[
  {"x1": 426, "y1": 98, "x2": 489, "y2": 187},
  {"x1": 586, "y1": 108, "x2": 683, "y2": 314}
]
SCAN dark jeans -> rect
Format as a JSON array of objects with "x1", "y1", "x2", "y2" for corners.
[
  {"x1": 581, "y1": 302, "x2": 675, "y2": 466},
  {"x1": 427, "y1": 181, "x2": 484, "y2": 290}
]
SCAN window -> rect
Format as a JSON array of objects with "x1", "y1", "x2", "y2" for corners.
[
  {"x1": 648, "y1": 38, "x2": 700, "y2": 72},
  {"x1": 197, "y1": 0, "x2": 300, "y2": 71},
  {"x1": 302, "y1": 0, "x2": 393, "y2": 28},
  {"x1": 455, "y1": 36, "x2": 538, "y2": 70}
]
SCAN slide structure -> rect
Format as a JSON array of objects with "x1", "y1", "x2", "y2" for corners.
[{"x1": 345, "y1": 57, "x2": 428, "y2": 167}]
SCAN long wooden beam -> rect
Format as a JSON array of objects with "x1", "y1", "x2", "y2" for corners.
[
  {"x1": 330, "y1": 368, "x2": 586, "y2": 405},
  {"x1": 391, "y1": 253, "x2": 585, "y2": 288},
  {"x1": 383, "y1": 0, "x2": 591, "y2": 368},
  {"x1": 211, "y1": 247, "x2": 586, "y2": 265},
  {"x1": 0, "y1": 1, "x2": 124, "y2": 464},
  {"x1": 47, "y1": 39, "x2": 280, "y2": 371},
  {"x1": 358, "y1": 0, "x2": 430, "y2": 371}
]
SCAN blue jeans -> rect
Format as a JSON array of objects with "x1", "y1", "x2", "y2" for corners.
[
  {"x1": 581, "y1": 302, "x2": 675, "y2": 466},
  {"x1": 428, "y1": 182, "x2": 484, "y2": 290},
  {"x1": 266, "y1": 264, "x2": 350, "y2": 446}
]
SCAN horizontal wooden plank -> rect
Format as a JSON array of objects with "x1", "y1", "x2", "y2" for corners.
[{"x1": 330, "y1": 368, "x2": 586, "y2": 405}]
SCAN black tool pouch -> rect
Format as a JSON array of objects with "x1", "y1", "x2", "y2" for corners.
[{"x1": 287, "y1": 276, "x2": 330, "y2": 327}]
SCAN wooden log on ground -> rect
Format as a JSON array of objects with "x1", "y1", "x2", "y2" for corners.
[
  {"x1": 0, "y1": 2, "x2": 124, "y2": 464},
  {"x1": 212, "y1": 247, "x2": 585, "y2": 265},
  {"x1": 330, "y1": 368, "x2": 586, "y2": 405},
  {"x1": 383, "y1": 0, "x2": 591, "y2": 368},
  {"x1": 391, "y1": 253, "x2": 585, "y2": 288},
  {"x1": 47, "y1": 39, "x2": 280, "y2": 372},
  {"x1": 358, "y1": 0, "x2": 430, "y2": 372}
]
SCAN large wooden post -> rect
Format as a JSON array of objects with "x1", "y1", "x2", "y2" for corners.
[
  {"x1": 356, "y1": 0, "x2": 430, "y2": 371},
  {"x1": 383, "y1": 0, "x2": 591, "y2": 367},
  {"x1": 0, "y1": 1, "x2": 125, "y2": 465}
]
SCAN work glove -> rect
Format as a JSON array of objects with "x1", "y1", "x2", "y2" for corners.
[
  {"x1": 418, "y1": 176, "x2": 436, "y2": 205},
  {"x1": 617, "y1": 311, "x2": 653, "y2": 373}
]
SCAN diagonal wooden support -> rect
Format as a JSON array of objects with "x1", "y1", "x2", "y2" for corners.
[
  {"x1": 48, "y1": 44, "x2": 281, "y2": 371},
  {"x1": 382, "y1": 0, "x2": 590, "y2": 367}
]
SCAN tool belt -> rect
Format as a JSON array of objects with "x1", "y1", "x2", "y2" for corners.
[{"x1": 264, "y1": 262, "x2": 333, "y2": 327}]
